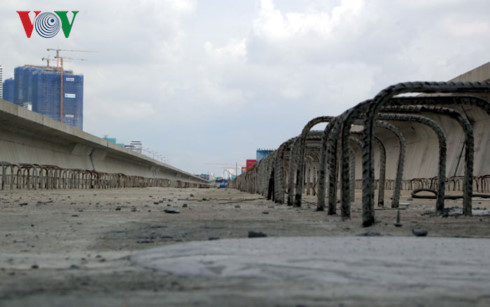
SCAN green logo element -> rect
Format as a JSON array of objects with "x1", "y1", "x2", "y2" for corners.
[{"x1": 54, "y1": 11, "x2": 79, "y2": 38}]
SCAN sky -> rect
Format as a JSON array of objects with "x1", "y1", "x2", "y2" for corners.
[{"x1": 1, "y1": 0, "x2": 489, "y2": 178}]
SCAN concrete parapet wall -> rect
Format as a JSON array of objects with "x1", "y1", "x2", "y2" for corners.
[
  {"x1": 0, "y1": 99, "x2": 208, "y2": 187},
  {"x1": 353, "y1": 63, "x2": 490, "y2": 182},
  {"x1": 358, "y1": 104, "x2": 490, "y2": 181}
]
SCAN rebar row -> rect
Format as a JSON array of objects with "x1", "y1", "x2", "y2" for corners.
[
  {"x1": 230, "y1": 81, "x2": 490, "y2": 226},
  {"x1": 0, "y1": 162, "x2": 204, "y2": 190}
]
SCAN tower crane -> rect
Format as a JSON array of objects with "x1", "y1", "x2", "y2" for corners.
[
  {"x1": 42, "y1": 56, "x2": 53, "y2": 68},
  {"x1": 46, "y1": 48, "x2": 95, "y2": 70},
  {"x1": 46, "y1": 48, "x2": 94, "y2": 123}
]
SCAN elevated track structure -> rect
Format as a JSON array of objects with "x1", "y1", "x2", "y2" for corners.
[{"x1": 0, "y1": 99, "x2": 208, "y2": 190}]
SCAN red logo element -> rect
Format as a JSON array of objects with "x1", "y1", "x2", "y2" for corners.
[{"x1": 17, "y1": 11, "x2": 41, "y2": 38}]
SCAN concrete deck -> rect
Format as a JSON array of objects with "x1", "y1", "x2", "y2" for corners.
[{"x1": 131, "y1": 236, "x2": 490, "y2": 306}]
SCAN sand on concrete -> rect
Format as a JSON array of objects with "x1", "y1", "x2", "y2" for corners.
[{"x1": 0, "y1": 187, "x2": 489, "y2": 306}]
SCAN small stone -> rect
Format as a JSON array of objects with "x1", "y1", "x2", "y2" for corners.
[
  {"x1": 19, "y1": 202, "x2": 28, "y2": 207},
  {"x1": 190, "y1": 194, "x2": 194, "y2": 197},
  {"x1": 182, "y1": 204, "x2": 188, "y2": 208},
  {"x1": 131, "y1": 207, "x2": 137, "y2": 212},
  {"x1": 208, "y1": 237, "x2": 220, "y2": 240},
  {"x1": 69, "y1": 264, "x2": 80, "y2": 270},
  {"x1": 153, "y1": 201, "x2": 159, "y2": 205},
  {"x1": 248, "y1": 231, "x2": 267, "y2": 238},
  {"x1": 262, "y1": 211, "x2": 269, "y2": 215},
  {"x1": 31, "y1": 264, "x2": 39, "y2": 269},
  {"x1": 357, "y1": 231, "x2": 383, "y2": 237},
  {"x1": 137, "y1": 239, "x2": 154, "y2": 244},
  {"x1": 235, "y1": 205, "x2": 241, "y2": 208},
  {"x1": 164, "y1": 209, "x2": 180, "y2": 214},
  {"x1": 412, "y1": 228, "x2": 428, "y2": 237},
  {"x1": 71, "y1": 214, "x2": 79, "y2": 217},
  {"x1": 115, "y1": 207, "x2": 122, "y2": 211}
]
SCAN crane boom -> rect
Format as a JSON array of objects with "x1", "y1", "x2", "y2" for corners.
[{"x1": 46, "y1": 48, "x2": 91, "y2": 123}]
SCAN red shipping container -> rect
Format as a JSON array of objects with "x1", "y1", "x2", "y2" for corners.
[{"x1": 246, "y1": 159, "x2": 257, "y2": 171}]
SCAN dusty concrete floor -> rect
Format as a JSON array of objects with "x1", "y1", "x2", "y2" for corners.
[{"x1": 0, "y1": 187, "x2": 489, "y2": 306}]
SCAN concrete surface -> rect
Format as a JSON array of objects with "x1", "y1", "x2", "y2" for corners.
[
  {"x1": 0, "y1": 187, "x2": 488, "y2": 306},
  {"x1": 132, "y1": 236, "x2": 490, "y2": 305}
]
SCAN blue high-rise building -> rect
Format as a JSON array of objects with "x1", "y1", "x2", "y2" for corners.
[
  {"x1": 8, "y1": 65, "x2": 83, "y2": 130},
  {"x1": 14, "y1": 66, "x2": 43, "y2": 107},
  {"x1": 2, "y1": 78, "x2": 15, "y2": 103},
  {"x1": 31, "y1": 70, "x2": 84, "y2": 129},
  {"x1": 256, "y1": 149, "x2": 274, "y2": 162}
]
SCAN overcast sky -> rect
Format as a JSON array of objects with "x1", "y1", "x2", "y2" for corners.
[{"x1": 1, "y1": 0, "x2": 489, "y2": 177}]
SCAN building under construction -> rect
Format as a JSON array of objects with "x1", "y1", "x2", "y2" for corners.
[{"x1": 3, "y1": 65, "x2": 83, "y2": 130}]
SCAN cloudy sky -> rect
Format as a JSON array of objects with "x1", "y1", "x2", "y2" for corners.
[{"x1": 1, "y1": 0, "x2": 489, "y2": 177}]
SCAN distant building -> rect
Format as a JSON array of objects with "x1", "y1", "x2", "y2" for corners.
[
  {"x1": 0, "y1": 65, "x2": 3, "y2": 100},
  {"x1": 8, "y1": 65, "x2": 83, "y2": 130},
  {"x1": 103, "y1": 136, "x2": 117, "y2": 144},
  {"x1": 2, "y1": 78, "x2": 14, "y2": 103},
  {"x1": 125, "y1": 141, "x2": 143, "y2": 154},
  {"x1": 246, "y1": 159, "x2": 257, "y2": 171},
  {"x1": 103, "y1": 136, "x2": 126, "y2": 148},
  {"x1": 256, "y1": 148, "x2": 274, "y2": 162},
  {"x1": 196, "y1": 174, "x2": 210, "y2": 181}
]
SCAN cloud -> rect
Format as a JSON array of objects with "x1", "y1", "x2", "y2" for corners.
[{"x1": 253, "y1": 0, "x2": 363, "y2": 41}]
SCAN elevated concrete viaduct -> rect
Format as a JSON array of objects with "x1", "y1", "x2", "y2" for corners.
[{"x1": 0, "y1": 98, "x2": 208, "y2": 189}]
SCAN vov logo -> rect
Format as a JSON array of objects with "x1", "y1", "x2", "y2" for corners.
[{"x1": 17, "y1": 11, "x2": 79, "y2": 38}]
